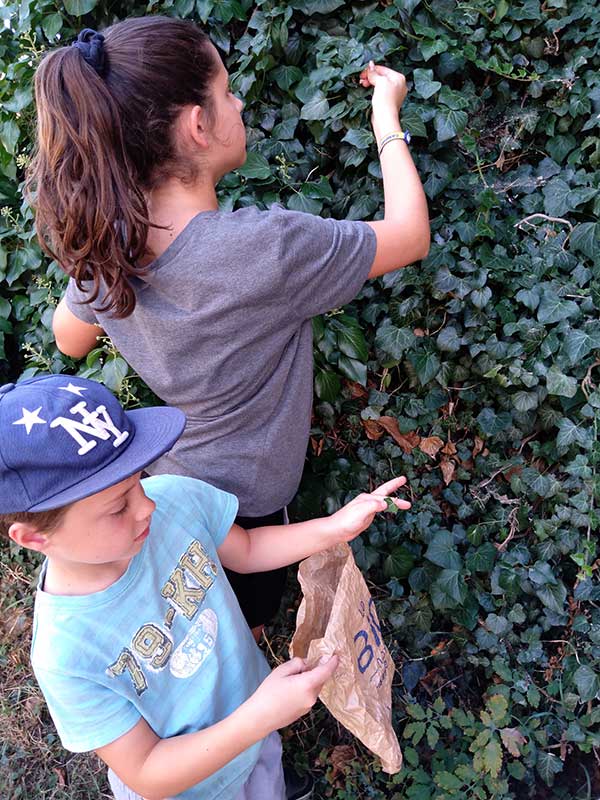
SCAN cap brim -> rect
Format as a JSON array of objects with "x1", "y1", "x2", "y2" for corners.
[{"x1": 30, "y1": 406, "x2": 186, "y2": 511}]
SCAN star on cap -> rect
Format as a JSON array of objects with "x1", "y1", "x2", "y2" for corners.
[
  {"x1": 13, "y1": 406, "x2": 47, "y2": 435},
  {"x1": 59, "y1": 383, "x2": 88, "y2": 397}
]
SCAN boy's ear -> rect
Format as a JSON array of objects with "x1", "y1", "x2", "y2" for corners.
[{"x1": 8, "y1": 522, "x2": 50, "y2": 553}]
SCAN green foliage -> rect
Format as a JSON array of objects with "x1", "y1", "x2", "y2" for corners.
[{"x1": 0, "y1": 0, "x2": 599, "y2": 798}]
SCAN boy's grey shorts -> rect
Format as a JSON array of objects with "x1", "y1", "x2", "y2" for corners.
[{"x1": 107, "y1": 731, "x2": 286, "y2": 800}]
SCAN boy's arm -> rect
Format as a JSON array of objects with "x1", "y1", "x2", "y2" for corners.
[
  {"x1": 53, "y1": 295, "x2": 104, "y2": 358},
  {"x1": 95, "y1": 656, "x2": 338, "y2": 800},
  {"x1": 217, "y1": 477, "x2": 409, "y2": 574}
]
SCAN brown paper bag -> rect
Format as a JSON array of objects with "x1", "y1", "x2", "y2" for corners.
[{"x1": 290, "y1": 542, "x2": 402, "y2": 773}]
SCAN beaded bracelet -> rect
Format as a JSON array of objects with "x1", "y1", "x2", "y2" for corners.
[{"x1": 378, "y1": 130, "x2": 412, "y2": 156}]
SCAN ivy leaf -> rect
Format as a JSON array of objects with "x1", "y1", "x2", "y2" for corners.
[
  {"x1": 331, "y1": 317, "x2": 368, "y2": 361},
  {"x1": 512, "y1": 390, "x2": 539, "y2": 412},
  {"x1": 434, "y1": 568, "x2": 467, "y2": 605},
  {"x1": 570, "y1": 222, "x2": 600, "y2": 259},
  {"x1": 101, "y1": 357, "x2": 128, "y2": 393},
  {"x1": 375, "y1": 324, "x2": 415, "y2": 359},
  {"x1": 410, "y1": 351, "x2": 441, "y2": 385},
  {"x1": 516, "y1": 286, "x2": 541, "y2": 310},
  {"x1": 337, "y1": 355, "x2": 367, "y2": 385},
  {"x1": 470, "y1": 286, "x2": 492, "y2": 309},
  {"x1": 543, "y1": 178, "x2": 571, "y2": 217},
  {"x1": 557, "y1": 418, "x2": 587, "y2": 449},
  {"x1": 3, "y1": 86, "x2": 32, "y2": 113},
  {"x1": 537, "y1": 290, "x2": 579, "y2": 324},
  {"x1": 384, "y1": 545, "x2": 414, "y2": 578},
  {"x1": 270, "y1": 65, "x2": 303, "y2": 90},
  {"x1": 437, "y1": 325, "x2": 461, "y2": 352},
  {"x1": 63, "y1": 0, "x2": 98, "y2": 14},
  {"x1": 314, "y1": 368, "x2": 340, "y2": 402},
  {"x1": 560, "y1": 329, "x2": 592, "y2": 366},
  {"x1": 287, "y1": 192, "x2": 322, "y2": 214},
  {"x1": 536, "y1": 752, "x2": 564, "y2": 786},
  {"x1": 300, "y1": 91, "x2": 330, "y2": 120},
  {"x1": 425, "y1": 531, "x2": 462, "y2": 569},
  {"x1": 573, "y1": 664, "x2": 600, "y2": 702},
  {"x1": 342, "y1": 128, "x2": 373, "y2": 149},
  {"x1": 434, "y1": 108, "x2": 468, "y2": 142},
  {"x1": 289, "y1": 0, "x2": 345, "y2": 12},
  {"x1": 237, "y1": 152, "x2": 271, "y2": 179},
  {"x1": 536, "y1": 581, "x2": 567, "y2": 614},
  {"x1": 412, "y1": 68, "x2": 442, "y2": 99},
  {"x1": 476, "y1": 408, "x2": 511, "y2": 436},
  {"x1": 42, "y1": 12, "x2": 63, "y2": 39},
  {"x1": 0, "y1": 119, "x2": 19, "y2": 155},
  {"x1": 546, "y1": 366, "x2": 578, "y2": 398},
  {"x1": 466, "y1": 542, "x2": 496, "y2": 573}
]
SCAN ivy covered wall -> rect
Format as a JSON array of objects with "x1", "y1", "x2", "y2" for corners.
[{"x1": 0, "y1": 1, "x2": 599, "y2": 798}]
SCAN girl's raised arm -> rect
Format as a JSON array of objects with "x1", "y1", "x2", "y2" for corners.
[{"x1": 360, "y1": 63, "x2": 431, "y2": 277}]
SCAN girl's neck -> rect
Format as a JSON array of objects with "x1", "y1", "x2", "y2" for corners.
[{"x1": 144, "y1": 178, "x2": 219, "y2": 264}]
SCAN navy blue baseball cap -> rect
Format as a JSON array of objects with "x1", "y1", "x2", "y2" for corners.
[{"x1": 0, "y1": 374, "x2": 186, "y2": 513}]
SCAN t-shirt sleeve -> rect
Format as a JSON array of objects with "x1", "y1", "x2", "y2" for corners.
[
  {"x1": 64, "y1": 277, "x2": 98, "y2": 325},
  {"x1": 276, "y1": 208, "x2": 377, "y2": 319},
  {"x1": 33, "y1": 667, "x2": 141, "y2": 753},
  {"x1": 144, "y1": 475, "x2": 239, "y2": 549}
]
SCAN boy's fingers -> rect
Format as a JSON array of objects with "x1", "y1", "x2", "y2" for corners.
[
  {"x1": 277, "y1": 657, "x2": 307, "y2": 677},
  {"x1": 372, "y1": 476, "x2": 407, "y2": 497},
  {"x1": 392, "y1": 498, "x2": 412, "y2": 510},
  {"x1": 305, "y1": 654, "x2": 339, "y2": 686}
]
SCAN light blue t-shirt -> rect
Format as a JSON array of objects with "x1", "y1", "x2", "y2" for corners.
[{"x1": 31, "y1": 475, "x2": 271, "y2": 800}]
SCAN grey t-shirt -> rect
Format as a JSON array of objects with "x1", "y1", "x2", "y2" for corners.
[{"x1": 66, "y1": 205, "x2": 376, "y2": 516}]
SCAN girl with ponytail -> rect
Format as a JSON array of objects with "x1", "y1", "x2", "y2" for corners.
[{"x1": 29, "y1": 17, "x2": 428, "y2": 642}]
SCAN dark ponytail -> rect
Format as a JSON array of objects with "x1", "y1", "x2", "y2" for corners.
[{"x1": 26, "y1": 17, "x2": 218, "y2": 318}]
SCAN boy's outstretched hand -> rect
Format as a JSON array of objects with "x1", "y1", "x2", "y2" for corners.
[{"x1": 329, "y1": 476, "x2": 410, "y2": 542}]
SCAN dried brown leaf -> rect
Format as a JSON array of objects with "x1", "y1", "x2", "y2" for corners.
[
  {"x1": 362, "y1": 419, "x2": 385, "y2": 440},
  {"x1": 419, "y1": 436, "x2": 444, "y2": 458},
  {"x1": 442, "y1": 440, "x2": 457, "y2": 456},
  {"x1": 473, "y1": 436, "x2": 484, "y2": 457},
  {"x1": 440, "y1": 458, "x2": 456, "y2": 485},
  {"x1": 500, "y1": 727, "x2": 527, "y2": 757},
  {"x1": 329, "y1": 744, "x2": 357, "y2": 779},
  {"x1": 378, "y1": 416, "x2": 420, "y2": 453}
]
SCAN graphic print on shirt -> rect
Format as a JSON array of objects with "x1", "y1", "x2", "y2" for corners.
[
  {"x1": 106, "y1": 539, "x2": 219, "y2": 695},
  {"x1": 170, "y1": 608, "x2": 218, "y2": 679}
]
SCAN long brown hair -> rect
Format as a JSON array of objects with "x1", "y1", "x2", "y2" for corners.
[{"x1": 26, "y1": 17, "x2": 218, "y2": 318}]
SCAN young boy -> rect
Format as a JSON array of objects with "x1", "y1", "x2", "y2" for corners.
[{"x1": 0, "y1": 375, "x2": 409, "y2": 800}]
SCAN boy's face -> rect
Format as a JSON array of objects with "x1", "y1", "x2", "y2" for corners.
[{"x1": 30, "y1": 473, "x2": 156, "y2": 566}]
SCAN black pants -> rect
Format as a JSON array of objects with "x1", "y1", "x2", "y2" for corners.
[{"x1": 224, "y1": 508, "x2": 288, "y2": 629}]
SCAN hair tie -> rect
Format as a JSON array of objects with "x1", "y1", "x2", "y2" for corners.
[{"x1": 72, "y1": 28, "x2": 107, "y2": 77}]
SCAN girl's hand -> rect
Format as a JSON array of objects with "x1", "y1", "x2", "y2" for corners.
[
  {"x1": 329, "y1": 476, "x2": 411, "y2": 542},
  {"x1": 359, "y1": 61, "x2": 408, "y2": 139},
  {"x1": 247, "y1": 656, "x2": 339, "y2": 732}
]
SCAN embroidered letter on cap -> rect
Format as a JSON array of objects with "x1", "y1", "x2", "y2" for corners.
[{"x1": 50, "y1": 401, "x2": 129, "y2": 456}]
